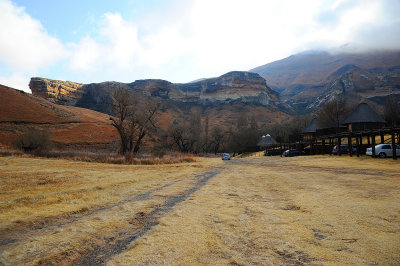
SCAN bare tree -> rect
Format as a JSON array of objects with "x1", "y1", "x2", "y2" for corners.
[
  {"x1": 267, "y1": 115, "x2": 311, "y2": 143},
  {"x1": 168, "y1": 124, "x2": 195, "y2": 152},
  {"x1": 209, "y1": 126, "x2": 225, "y2": 154},
  {"x1": 384, "y1": 95, "x2": 400, "y2": 126},
  {"x1": 315, "y1": 96, "x2": 349, "y2": 132},
  {"x1": 109, "y1": 89, "x2": 158, "y2": 156},
  {"x1": 202, "y1": 114, "x2": 209, "y2": 153}
]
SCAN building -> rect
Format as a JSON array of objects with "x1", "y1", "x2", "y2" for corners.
[
  {"x1": 302, "y1": 118, "x2": 321, "y2": 141},
  {"x1": 342, "y1": 103, "x2": 386, "y2": 132}
]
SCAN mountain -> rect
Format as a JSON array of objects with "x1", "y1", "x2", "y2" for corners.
[
  {"x1": 30, "y1": 71, "x2": 279, "y2": 109},
  {"x1": 250, "y1": 50, "x2": 400, "y2": 112},
  {"x1": 0, "y1": 84, "x2": 118, "y2": 150},
  {"x1": 29, "y1": 71, "x2": 289, "y2": 131}
]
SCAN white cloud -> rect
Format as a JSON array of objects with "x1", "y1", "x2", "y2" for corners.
[
  {"x1": 0, "y1": 0, "x2": 66, "y2": 91},
  {"x1": 67, "y1": 13, "x2": 142, "y2": 77},
  {"x1": 68, "y1": 36, "x2": 103, "y2": 72},
  {"x1": 1, "y1": 0, "x2": 399, "y2": 88},
  {"x1": 65, "y1": 0, "x2": 400, "y2": 83},
  {"x1": 0, "y1": 72, "x2": 30, "y2": 92}
]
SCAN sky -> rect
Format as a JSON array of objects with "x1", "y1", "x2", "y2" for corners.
[{"x1": 1, "y1": 0, "x2": 400, "y2": 93}]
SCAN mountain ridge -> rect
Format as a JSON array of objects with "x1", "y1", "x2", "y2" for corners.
[
  {"x1": 250, "y1": 50, "x2": 400, "y2": 112},
  {"x1": 29, "y1": 71, "x2": 280, "y2": 110}
]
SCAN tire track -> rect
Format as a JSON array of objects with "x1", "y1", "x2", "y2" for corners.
[
  {"x1": 0, "y1": 177, "x2": 183, "y2": 248},
  {"x1": 76, "y1": 169, "x2": 221, "y2": 266}
]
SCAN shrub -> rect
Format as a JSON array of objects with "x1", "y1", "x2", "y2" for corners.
[{"x1": 14, "y1": 128, "x2": 52, "y2": 153}]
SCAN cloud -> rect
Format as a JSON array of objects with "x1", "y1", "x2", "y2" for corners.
[
  {"x1": 1, "y1": 0, "x2": 399, "y2": 90},
  {"x1": 0, "y1": 0, "x2": 66, "y2": 91},
  {"x1": 68, "y1": 36, "x2": 104, "y2": 72},
  {"x1": 66, "y1": 0, "x2": 399, "y2": 83},
  {"x1": 0, "y1": 72, "x2": 30, "y2": 91},
  {"x1": 67, "y1": 13, "x2": 144, "y2": 81}
]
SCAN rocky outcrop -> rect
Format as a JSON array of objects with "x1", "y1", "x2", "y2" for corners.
[
  {"x1": 127, "y1": 71, "x2": 279, "y2": 105},
  {"x1": 29, "y1": 77, "x2": 85, "y2": 105},
  {"x1": 30, "y1": 72, "x2": 280, "y2": 110},
  {"x1": 251, "y1": 50, "x2": 400, "y2": 112},
  {"x1": 306, "y1": 67, "x2": 400, "y2": 110},
  {"x1": 177, "y1": 71, "x2": 279, "y2": 105}
]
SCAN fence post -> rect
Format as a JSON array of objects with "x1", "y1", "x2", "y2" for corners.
[
  {"x1": 348, "y1": 134, "x2": 352, "y2": 157},
  {"x1": 372, "y1": 134, "x2": 376, "y2": 158},
  {"x1": 392, "y1": 130, "x2": 397, "y2": 160}
]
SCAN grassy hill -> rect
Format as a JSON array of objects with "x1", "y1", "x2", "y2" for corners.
[{"x1": 0, "y1": 84, "x2": 118, "y2": 150}]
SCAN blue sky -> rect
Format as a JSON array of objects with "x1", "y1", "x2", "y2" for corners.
[{"x1": 1, "y1": 0, "x2": 400, "y2": 92}]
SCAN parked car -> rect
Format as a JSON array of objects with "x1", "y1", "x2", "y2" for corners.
[
  {"x1": 282, "y1": 149, "x2": 301, "y2": 157},
  {"x1": 366, "y1": 144, "x2": 400, "y2": 158},
  {"x1": 222, "y1": 153, "x2": 231, "y2": 160},
  {"x1": 332, "y1": 145, "x2": 357, "y2": 155},
  {"x1": 264, "y1": 149, "x2": 281, "y2": 156}
]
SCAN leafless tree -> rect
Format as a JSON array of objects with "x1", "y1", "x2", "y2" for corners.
[
  {"x1": 315, "y1": 96, "x2": 349, "y2": 132},
  {"x1": 209, "y1": 126, "x2": 225, "y2": 154},
  {"x1": 168, "y1": 124, "x2": 196, "y2": 152},
  {"x1": 384, "y1": 95, "x2": 400, "y2": 126},
  {"x1": 202, "y1": 114, "x2": 209, "y2": 152},
  {"x1": 109, "y1": 89, "x2": 158, "y2": 156}
]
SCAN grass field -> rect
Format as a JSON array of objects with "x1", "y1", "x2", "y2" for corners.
[{"x1": 0, "y1": 155, "x2": 399, "y2": 265}]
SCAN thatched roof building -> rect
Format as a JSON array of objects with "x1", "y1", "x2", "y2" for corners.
[
  {"x1": 257, "y1": 134, "x2": 278, "y2": 147},
  {"x1": 342, "y1": 103, "x2": 386, "y2": 132},
  {"x1": 302, "y1": 118, "x2": 324, "y2": 140},
  {"x1": 302, "y1": 118, "x2": 322, "y2": 134}
]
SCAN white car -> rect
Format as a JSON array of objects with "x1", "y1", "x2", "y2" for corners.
[{"x1": 366, "y1": 144, "x2": 400, "y2": 158}]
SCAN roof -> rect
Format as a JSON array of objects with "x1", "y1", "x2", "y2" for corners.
[
  {"x1": 302, "y1": 118, "x2": 322, "y2": 133},
  {"x1": 342, "y1": 103, "x2": 386, "y2": 124},
  {"x1": 257, "y1": 134, "x2": 278, "y2": 146}
]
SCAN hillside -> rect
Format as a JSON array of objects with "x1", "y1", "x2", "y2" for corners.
[
  {"x1": 29, "y1": 72, "x2": 289, "y2": 130},
  {"x1": 30, "y1": 71, "x2": 280, "y2": 109},
  {"x1": 0, "y1": 85, "x2": 118, "y2": 150},
  {"x1": 1, "y1": 81, "x2": 290, "y2": 153},
  {"x1": 251, "y1": 50, "x2": 400, "y2": 111}
]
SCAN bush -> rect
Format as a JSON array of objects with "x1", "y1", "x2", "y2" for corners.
[{"x1": 14, "y1": 128, "x2": 52, "y2": 153}]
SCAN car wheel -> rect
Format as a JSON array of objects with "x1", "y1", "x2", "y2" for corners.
[{"x1": 379, "y1": 152, "x2": 386, "y2": 158}]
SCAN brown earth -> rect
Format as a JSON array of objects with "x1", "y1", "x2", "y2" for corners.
[
  {"x1": 0, "y1": 85, "x2": 118, "y2": 150},
  {"x1": 0, "y1": 155, "x2": 399, "y2": 265},
  {"x1": 1, "y1": 83, "x2": 291, "y2": 152}
]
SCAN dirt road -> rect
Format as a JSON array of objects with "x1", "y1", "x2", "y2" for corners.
[{"x1": 0, "y1": 155, "x2": 399, "y2": 265}]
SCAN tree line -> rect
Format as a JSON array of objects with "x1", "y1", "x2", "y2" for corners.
[{"x1": 109, "y1": 88, "x2": 400, "y2": 157}]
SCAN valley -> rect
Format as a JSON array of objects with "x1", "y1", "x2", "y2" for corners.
[{"x1": 0, "y1": 155, "x2": 399, "y2": 265}]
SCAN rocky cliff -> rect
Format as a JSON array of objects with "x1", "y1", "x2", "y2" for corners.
[
  {"x1": 307, "y1": 66, "x2": 400, "y2": 110},
  {"x1": 30, "y1": 71, "x2": 280, "y2": 110},
  {"x1": 29, "y1": 77, "x2": 85, "y2": 105}
]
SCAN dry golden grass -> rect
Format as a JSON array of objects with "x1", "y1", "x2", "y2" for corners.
[
  {"x1": 108, "y1": 155, "x2": 400, "y2": 265},
  {"x1": 0, "y1": 156, "x2": 219, "y2": 265},
  {"x1": 0, "y1": 155, "x2": 399, "y2": 265}
]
